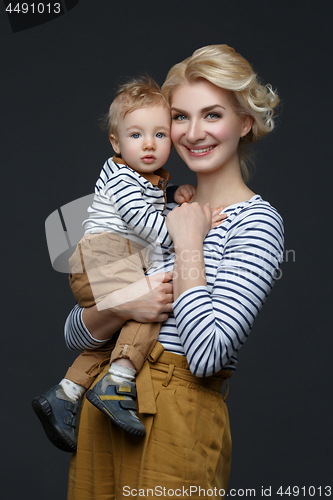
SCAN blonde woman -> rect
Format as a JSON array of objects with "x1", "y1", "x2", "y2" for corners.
[{"x1": 66, "y1": 45, "x2": 284, "y2": 499}]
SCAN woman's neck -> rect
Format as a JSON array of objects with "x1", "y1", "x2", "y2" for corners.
[{"x1": 191, "y1": 165, "x2": 255, "y2": 209}]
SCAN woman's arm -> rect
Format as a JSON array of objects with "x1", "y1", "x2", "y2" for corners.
[
  {"x1": 167, "y1": 202, "x2": 284, "y2": 377},
  {"x1": 166, "y1": 202, "x2": 212, "y2": 299},
  {"x1": 65, "y1": 272, "x2": 173, "y2": 349}
]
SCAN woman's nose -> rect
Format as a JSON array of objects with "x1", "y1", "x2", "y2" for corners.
[{"x1": 186, "y1": 119, "x2": 206, "y2": 143}]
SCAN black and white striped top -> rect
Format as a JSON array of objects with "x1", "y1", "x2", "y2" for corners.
[
  {"x1": 65, "y1": 195, "x2": 284, "y2": 377},
  {"x1": 83, "y1": 157, "x2": 172, "y2": 249}
]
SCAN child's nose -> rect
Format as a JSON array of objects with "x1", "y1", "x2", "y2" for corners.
[{"x1": 143, "y1": 137, "x2": 155, "y2": 150}]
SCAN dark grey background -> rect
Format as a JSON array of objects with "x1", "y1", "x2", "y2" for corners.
[{"x1": 1, "y1": 1, "x2": 332, "y2": 498}]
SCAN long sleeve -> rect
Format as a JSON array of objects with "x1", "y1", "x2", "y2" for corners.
[
  {"x1": 64, "y1": 304, "x2": 112, "y2": 351},
  {"x1": 83, "y1": 159, "x2": 172, "y2": 250},
  {"x1": 172, "y1": 199, "x2": 284, "y2": 377},
  {"x1": 105, "y1": 170, "x2": 172, "y2": 247}
]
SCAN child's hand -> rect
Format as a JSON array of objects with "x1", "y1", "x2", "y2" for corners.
[
  {"x1": 211, "y1": 207, "x2": 227, "y2": 228},
  {"x1": 174, "y1": 184, "x2": 196, "y2": 204}
]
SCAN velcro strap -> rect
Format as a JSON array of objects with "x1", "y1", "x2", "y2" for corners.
[
  {"x1": 64, "y1": 401, "x2": 78, "y2": 414},
  {"x1": 119, "y1": 399, "x2": 137, "y2": 411},
  {"x1": 116, "y1": 384, "x2": 136, "y2": 398},
  {"x1": 64, "y1": 416, "x2": 75, "y2": 426}
]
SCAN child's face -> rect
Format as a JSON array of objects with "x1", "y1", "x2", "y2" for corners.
[{"x1": 110, "y1": 105, "x2": 172, "y2": 173}]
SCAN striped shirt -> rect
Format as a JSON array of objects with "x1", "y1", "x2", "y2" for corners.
[
  {"x1": 65, "y1": 195, "x2": 284, "y2": 377},
  {"x1": 83, "y1": 157, "x2": 172, "y2": 249}
]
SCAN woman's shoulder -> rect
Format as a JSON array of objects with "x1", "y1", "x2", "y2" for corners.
[
  {"x1": 223, "y1": 194, "x2": 283, "y2": 230},
  {"x1": 212, "y1": 194, "x2": 284, "y2": 256}
]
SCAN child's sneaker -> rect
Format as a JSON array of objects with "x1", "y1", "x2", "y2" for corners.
[
  {"x1": 86, "y1": 373, "x2": 146, "y2": 437},
  {"x1": 32, "y1": 385, "x2": 80, "y2": 452}
]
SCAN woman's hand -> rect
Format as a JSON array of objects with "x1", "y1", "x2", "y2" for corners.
[
  {"x1": 166, "y1": 203, "x2": 212, "y2": 300},
  {"x1": 111, "y1": 271, "x2": 173, "y2": 323},
  {"x1": 166, "y1": 202, "x2": 212, "y2": 249},
  {"x1": 82, "y1": 272, "x2": 173, "y2": 340}
]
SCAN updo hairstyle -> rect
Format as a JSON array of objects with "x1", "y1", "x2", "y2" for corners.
[{"x1": 162, "y1": 45, "x2": 279, "y2": 182}]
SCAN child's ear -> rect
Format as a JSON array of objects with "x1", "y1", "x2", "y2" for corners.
[{"x1": 109, "y1": 134, "x2": 121, "y2": 154}]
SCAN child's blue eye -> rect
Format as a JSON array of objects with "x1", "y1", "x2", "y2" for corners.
[
  {"x1": 156, "y1": 133, "x2": 165, "y2": 138},
  {"x1": 131, "y1": 133, "x2": 140, "y2": 138}
]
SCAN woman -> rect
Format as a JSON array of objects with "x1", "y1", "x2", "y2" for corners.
[{"x1": 66, "y1": 45, "x2": 284, "y2": 499}]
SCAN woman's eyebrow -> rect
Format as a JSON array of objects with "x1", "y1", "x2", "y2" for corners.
[
  {"x1": 201, "y1": 104, "x2": 226, "y2": 112},
  {"x1": 171, "y1": 107, "x2": 186, "y2": 113},
  {"x1": 171, "y1": 104, "x2": 226, "y2": 113}
]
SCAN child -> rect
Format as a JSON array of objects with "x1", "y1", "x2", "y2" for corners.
[{"x1": 32, "y1": 76, "x2": 200, "y2": 452}]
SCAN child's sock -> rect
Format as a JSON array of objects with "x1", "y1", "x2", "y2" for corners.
[
  {"x1": 109, "y1": 362, "x2": 136, "y2": 383},
  {"x1": 60, "y1": 378, "x2": 86, "y2": 402}
]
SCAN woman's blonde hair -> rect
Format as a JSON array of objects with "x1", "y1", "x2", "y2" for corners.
[
  {"x1": 162, "y1": 44, "x2": 279, "y2": 182},
  {"x1": 107, "y1": 75, "x2": 168, "y2": 137}
]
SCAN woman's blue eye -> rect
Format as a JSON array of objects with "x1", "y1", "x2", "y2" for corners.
[
  {"x1": 156, "y1": 133, "x2": 165, "y2": 138},
  {"x1": 206, "y1": 112, "x2": 220, "y2": 119},
  {"x1": 131, "y1": 133, "x2": 140, "y2": 138},
  {"x1": 172, "y1": 114, "x2": 187, "y2": 121}
]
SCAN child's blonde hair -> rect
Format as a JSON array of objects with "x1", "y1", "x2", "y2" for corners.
[
  {"x1": 162, "y1": 45, "x2": 279, "y2": 182},
  {"x1": 107, "y1": 75, "x2": 169, "y2": 137}
]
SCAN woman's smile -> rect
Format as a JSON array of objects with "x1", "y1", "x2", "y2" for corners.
[
  {"x1": 186, "y1": 145, "x2": 217, "y2": 155},
  {"x1": 171, "y1": 80, "x2": 252, "y2": 174}
]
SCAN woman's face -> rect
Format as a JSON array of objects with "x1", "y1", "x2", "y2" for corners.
[{"x1": 170, "y1": 79, "x2": 252, "y2": 174}]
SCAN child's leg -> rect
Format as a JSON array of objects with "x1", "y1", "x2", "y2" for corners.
[
  {"x1": 86, "y1": 321, "x2": 161, "y2": 437},
  {"x1": 69, "y1": 233, "x2": 158, "y2": 436},
  {"x1": 32, "y1": 343, "x2": 115, "y2": 452},
  {"x1": 110, "y1": 320, "x2": 161, "y2": 373}
]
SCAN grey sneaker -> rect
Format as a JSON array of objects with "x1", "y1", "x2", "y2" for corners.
[
  {"x1": 86, "y1": 374, "x2": 146, "y2": 437},
  {"x1": 32, "y1": 385, "x2": 80, "y2": 452}
]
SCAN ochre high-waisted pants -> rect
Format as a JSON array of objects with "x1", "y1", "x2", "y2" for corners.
[{"x1": 68, "y1": 343, "x2": 233, "y2": 500}]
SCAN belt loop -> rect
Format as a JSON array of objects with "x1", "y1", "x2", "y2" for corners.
[
  {"x1": 223, "y1": 380, "x2": 229, "y2": 401},
  {"x1": 162, "y1": 364, "x2": 174, "y2": 387},
  {"x1": 148, "y1": 342, "x2": 164, "y2": 363}
]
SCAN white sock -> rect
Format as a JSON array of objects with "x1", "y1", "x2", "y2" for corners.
[
  {"x1": 60, "y1": 378, "x2": 86, "y2": 402},
  {"x1": 109, "y1": 362, "x2": 136, "y2": 383}
]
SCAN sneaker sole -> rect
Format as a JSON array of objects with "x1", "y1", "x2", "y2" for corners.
[
  {"x1": 31, "y1": 396, "x2": 77, "y2": 453},
  {"x1": 86, "y1": 390, "x2": 146, "y2": 437}
]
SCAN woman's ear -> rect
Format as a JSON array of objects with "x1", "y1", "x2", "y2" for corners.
[
  {"x1": 109, "y1": 134, "x2": 120, "y2": 154},
  {"x1": 240, "y1": 115, "x2": 253, "y2": 137}
]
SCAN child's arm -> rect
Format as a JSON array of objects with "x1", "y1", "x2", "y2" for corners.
[
  {"x1": 211, "y1": 206, "x2": 228, "y2": 228},
  {"x1": 107, "y1": 170, "x2": 172, "y2": 247}
]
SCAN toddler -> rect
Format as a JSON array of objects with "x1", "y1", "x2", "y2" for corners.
[{"x1": 32, "y1": 76, "x2": 198, "y2": 452}]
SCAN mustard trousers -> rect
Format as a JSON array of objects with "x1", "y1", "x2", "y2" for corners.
[{"x1": 68, "y1": 343, "x2": 232, "y2": 500}]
